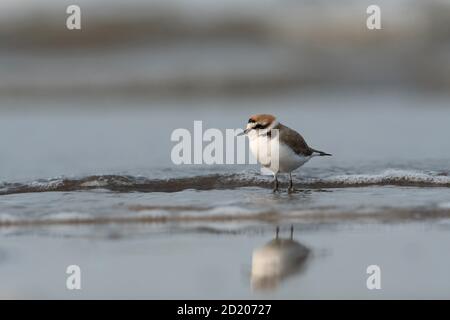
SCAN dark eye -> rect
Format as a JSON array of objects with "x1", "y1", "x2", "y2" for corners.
[
  {"x1": 248, "y1": 118, "x2": 255, "y2": 123},
  {"x1": 254, "y1": 124, "x2": 263, "y2": 129}
]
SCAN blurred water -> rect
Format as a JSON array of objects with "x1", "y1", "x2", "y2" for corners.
[
  {"x1": 1, "y1": 222, "x2": 450, "y2": 299},
  {"x1": 1, "y1": 0, "x2": 450, "y2": 94},
  {"x1": 0, "y1": 0, "x2": 450, "y2": 299}
]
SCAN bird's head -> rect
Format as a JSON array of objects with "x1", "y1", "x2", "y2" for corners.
[{"x1": 239, "y1": 114, "x2": 277, "y2": 136}]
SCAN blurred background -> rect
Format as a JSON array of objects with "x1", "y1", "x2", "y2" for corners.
[
  {"x1": 1, "y1": 0, "x2": 450, "y2": 99},
  {"x1": 1, "y1": 0, "x2": 450, "y2": 180},
  {"x1": 1, "y1": 1, "x2": 450, "y2": 299}
]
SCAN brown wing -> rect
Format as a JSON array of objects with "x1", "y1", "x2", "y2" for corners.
[{"x1": 275, "y1": 123, "x2": 313, "y2": 156}]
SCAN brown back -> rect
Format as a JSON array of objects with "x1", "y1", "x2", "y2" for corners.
[{"x1": 273, "y1": 123, "x2": 313, "y2": 156}]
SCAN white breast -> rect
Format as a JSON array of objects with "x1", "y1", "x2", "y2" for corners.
[{"x1": 248, "y1": 132, "x2": 311, "y2": 174}]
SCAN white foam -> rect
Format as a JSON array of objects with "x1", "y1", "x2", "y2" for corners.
[
  {"x1": 207, "y1": 206, "x2": 254, "y2": 215},
  {"x1": 80, "y1": 180, "x2": 108, "y2": 187},
  {"x1": 29, "y1": 179, "x2": 64, "y2": 190},
  {"x1": 324, "y1": 169, "x2": 450, "y2": 185},
  {"x1": 41, "y1": 212, "x2": 94, "y2": 221}
]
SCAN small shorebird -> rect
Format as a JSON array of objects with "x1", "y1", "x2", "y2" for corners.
[{"x1": 239, "y1": 114, "x2": 331, "y2": 192}]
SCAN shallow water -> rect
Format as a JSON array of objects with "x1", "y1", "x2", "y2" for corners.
[
  {"x1": 1, "y1": 178, "x2": 450, "y2": 227},
  {"x1": 1, "y1": 222, "x2": 450, "y2": 299},
  {"x1": 1, "y1": 91, "x2": 450, "y2": 223},
  {"x1": 0, "y1": 91, "x2": 450, "y2": 298}
]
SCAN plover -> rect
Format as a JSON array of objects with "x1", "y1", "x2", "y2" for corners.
[{"x1": 239, "y1": 114, "x2": 331, "y2": 192}]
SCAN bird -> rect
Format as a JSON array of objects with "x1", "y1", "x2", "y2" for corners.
[{"x1": 239, "y1": 114, "x2": 331, "y2": 192}]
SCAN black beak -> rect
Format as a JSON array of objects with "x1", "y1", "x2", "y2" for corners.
[{"x1": 237, "y1": 128, "x2": 250, "y2": 136}]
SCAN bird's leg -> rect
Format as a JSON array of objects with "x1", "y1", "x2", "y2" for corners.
[
  {"x1": 288, "y1": 172, "x2": 294, "y2": 193},
  {"x1": 272, "y1": 174, "x2": 279, "y2": 192},
  {"x1": 275, "y1": 226, "x2": 279, "y2": 239},
  {"x1": 290, "y1": 225, "x2": 294, "y2": 240}
]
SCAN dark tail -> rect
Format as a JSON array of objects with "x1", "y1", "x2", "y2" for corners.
[{"x1": 312, "y1": 148, "x2": 332, "y2": 156}]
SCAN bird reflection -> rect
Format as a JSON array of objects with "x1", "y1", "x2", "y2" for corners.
[{"x1": 251, "y1": 226, "x2": 309, "y2": 291}]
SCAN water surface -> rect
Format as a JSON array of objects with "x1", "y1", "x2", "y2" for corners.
[{"x1": 0, "y1": 91, "x2": 449, "y2": 298}]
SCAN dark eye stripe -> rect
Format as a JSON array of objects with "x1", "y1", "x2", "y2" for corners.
[
  {"x1": 248, "y1": 118, "x2": 255, "y2": 123},
  {"x1": 254, "y1": 123, "x2": 268, "y2": 129}
]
